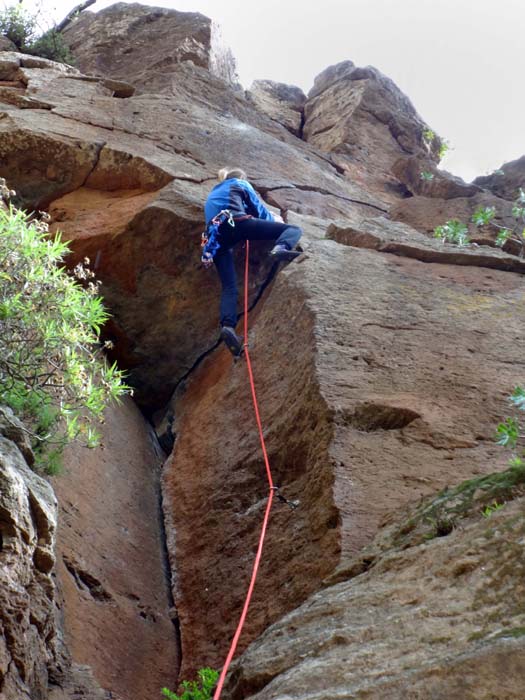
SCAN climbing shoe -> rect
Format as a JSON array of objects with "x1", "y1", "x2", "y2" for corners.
[
  {"x1": 220, "y1": 326, "x2": 244, "y2": 357},
  {"x1": 270, "y1": 244, "x2": 301, "y2": 262}
]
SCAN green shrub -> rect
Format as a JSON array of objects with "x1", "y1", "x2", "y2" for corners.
[
  {"x1": 0, "y1": 3, "x2": 37, "y2": 49},
  {"x1": 433, "y1": 219, "x2": 470, "y2": 246},
  {"x1": 161, "y1": 668, "x2": 219, "y2": 700},
  {"x1": 0, "y1": 184, "x2": 128, "y2": 473},
  {"x1": 434, "y1": 189, "x2": 525, "y2": 255},
  {"x1": 0, "y1": 2, "x2": 74, "y2": 64},
  {"x1": 26, "y1": 28, "x2": 74, "y2": 64}
]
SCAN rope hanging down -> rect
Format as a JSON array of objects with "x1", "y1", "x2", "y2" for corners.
[{"x1": 212, "y1": 240, "x2": 277, "y2": 700}]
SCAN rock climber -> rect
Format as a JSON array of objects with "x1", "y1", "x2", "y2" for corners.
[{"x1": 202, "y1": 167, "x2": 302, "y2": 356}]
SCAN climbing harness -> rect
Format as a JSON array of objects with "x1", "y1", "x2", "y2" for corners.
[
  {"x1": 201, "y1": 209, "x2": 235, "y2": 268},
  {"x1": 212, "y1": 240, "x2": 296, "y2": 700}
]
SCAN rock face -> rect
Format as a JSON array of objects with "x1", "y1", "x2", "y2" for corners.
[
  {"x1": 0, "y1": 407, "x2": 60, "y2": 699},
  {"x1": 53, "y1": 398, "x2": 178, "y2": 700},
  {"x1": 247, "y1": 80, "x2": 306, "y2": 136},
  {"x1": 302, "y1": 60, "x2": 441, "y2": 201},
  {"x1": 474, "y1": 155, "x2": 525, "y2": 201},
  {"x1": 1, "y1": 18, "x2": 525, "y2": 700},
  {"x1": 163, "y1": 209, "x2": 525, "y2": 677},
  {"x1": 62, "y1": 3, "x2": 238, "y2": 91},
  {"x1": 0, "y1": 49, "x2": 381, "y2": 411},
  {"x1": 224, "y1": 490, "x2": 525, "y2": 699}
]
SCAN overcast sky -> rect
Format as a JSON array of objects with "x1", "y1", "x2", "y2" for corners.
[{"x1": 22, "y1": 0, "x2": 525, "y2": 182}]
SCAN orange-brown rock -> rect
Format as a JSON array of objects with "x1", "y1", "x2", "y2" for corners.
[
  {"x1": 162, "y1": 211, "x2": 525, "y2": 676},
  {"x1": 53, "y1": 397, "x2": 178, "y2": 700},
  {"x1": 0, "y1": 51, "x2": 382, "y2": 411},
  {"x1": 224, "y1": 491, "x2": 525, "y2": 700}
]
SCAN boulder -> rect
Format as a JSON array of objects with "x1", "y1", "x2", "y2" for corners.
[
  {"x1": 392, "y1": 155, "x2": 482, "y2": 198},
  {"x1": 474, "y1": 155, "x2": 525, "y2": 201},
  {"x1": 0, "y1": 35, "x2": 17, "y2": 51},
  {"x1": 0, "y1": 424, "x2": 59, "y2": 699},
  {"x1": 224, "y1": 493, "x2": 525, "y2": 699},
  {"x1": 303, "y1": 61, "x2": 442, "y2": 202},
  {"x1": 62, "y1": 2, "x2": 239, "y2": 92}
]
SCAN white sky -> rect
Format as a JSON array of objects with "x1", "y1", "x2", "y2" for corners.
[{"x1": 20, "y1": 0, "x2": 525, "y2": 182}]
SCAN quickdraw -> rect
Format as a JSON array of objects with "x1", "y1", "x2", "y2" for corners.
[{"x1": 201, "y1": 209, "x2": 235, "y2": 268}]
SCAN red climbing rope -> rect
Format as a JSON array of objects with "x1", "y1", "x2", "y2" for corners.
[{"x1": 212, "y1": 240, "x2": 275, "y2": 700}]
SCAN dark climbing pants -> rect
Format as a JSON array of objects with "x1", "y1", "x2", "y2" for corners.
[{"x1": 214, "y1": 217, "x2": 302, "y2": 328}]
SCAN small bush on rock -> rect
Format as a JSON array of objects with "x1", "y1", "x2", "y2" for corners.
[
  {"x1": 162, "y1": 668, "x2": 219, "y2": 700},
  {"x1": 0, "y1": 2, "x2": 73, "y2": 64},
  {"x1": 0, "y1": 181, "x2": 128, "y2": 473}
]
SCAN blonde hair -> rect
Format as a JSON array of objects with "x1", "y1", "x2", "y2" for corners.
[{"x1": 218, "y1": 167, "x2": 247, "y2": 182}]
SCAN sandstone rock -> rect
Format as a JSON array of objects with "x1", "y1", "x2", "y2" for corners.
[
  {"x1": 0, "y1": 35, "x2": 17, "y2": 51},
  {"x1": 303, "y1": 61, "x2": 442, "y2": 202},
  {"x1": 474, "y1": 155, "x2": 525, "y2": 201},
  {"x1": 162, "y1": 211, "x2": 525, "y2": 676},
  {"x1": 224, "y1": 495, "x2": 525, "y2": 700},
  {"x1": 247, "y1": 80, "x2": 306, "y2": 136},
  {"x1": 326, "y1": 215, "x2": 525, "y2": 273},
  {"x1": 62, "y1": 2, "x2": 239, "y2": 92},
  {"x1": 0, "y1": 53, "x2": 378, "y2": 410},
  {"x1": 390, "y1": 190, "x2": 518, "y2": 251},
  {"x1": 392, "y1": 155, "x2": 482, "y2": 198},
  {"x1": 0, "y1": 430, "x2": 59, "y2": 699},
  {"x1": 53, "y1": 397, "x2": 178, "y2": 700},
  {"x1": 0, "y1": 405, "x2": 34, "y2": 465}
]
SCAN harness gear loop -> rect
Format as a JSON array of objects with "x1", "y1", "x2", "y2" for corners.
[{"x1": 201, "y1": 209, "x2": 235, "y2": 268}]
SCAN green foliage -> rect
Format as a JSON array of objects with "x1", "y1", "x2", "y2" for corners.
[
  {"x1": 471, "y1": 206, "x2": 496, "y2": 226},
  {"x1": 495, "y1": 385, "x2": 525, "y2": 453},
  {"x1": 25, "y1": 27, "x2": 73, "y2": 64},
  {"x1": 435, "y1": 188, "x2": 525, "y2": 256},
  {"x1": 482, "y1": 501, "x2": 504, "y2": 518},
  {"x1": 161, "y1": 669, "x2": 219, "y2": 700},
  {"x1": 0, "y1": 185, "x2": 129, "y2": 473},
  {"x1": 420, "y1": 171, "x2": 435, "y2": 181},
  {"x1": 433, "y1": 219, "x2": 470, "y2": 246},
  {"x1": 0, "y1": 3, "x2": 37, "y2": 48},
  {"x1": 438, "y1": 140, "x2": 450, "y2": 160},
  {"x1": 421, "y1": 128, "x2": 450, "y2": 162},
  {"x1": 496, "y1": 417, "x2": 519, "y2": 448},
  {"x1": 0, "y1": 2, "x2": 73, "y2": 64}
]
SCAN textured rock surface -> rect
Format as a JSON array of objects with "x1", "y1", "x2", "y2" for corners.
[
  {"x1": 0, "y1": 415, "x2": 60, "y2": 699},
  {"x1": 390, "y1": 190, "x2": 516, "y2": 249},
  {"x1": 474, "y1": 155, "x2": 525, "y2": 200},
  {"x1": 303, "y1": 60, "x2": 441, "y2": 201},
  {"x1": 163, "y1": 210, "x2": 525, "y2": 676},
  {"x1": 1, "y1": 27, "x2": 525, "y2": 700},
  {"x1": 247, "y1": 80, "x2": 306, "y2": 136},
  {"x1": 63, "y1": 2, "x2": 238, "y2": 91},
  {"x1": 53, "y1": 397, "x2": 178, "y2": 700},
  {"x1": 0, "y1": 50, "x2": 381, "y2": 410},
  {"x1": 392, "y1": 155, "x2": 481, "y2": 198},
  {"x1": 224, "y1": 495, "x2": 525, "y2": 700}
]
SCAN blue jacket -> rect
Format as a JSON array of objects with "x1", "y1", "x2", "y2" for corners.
[{"x1": 204, "y1": 178, "x2": 275, "y2": 225}]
